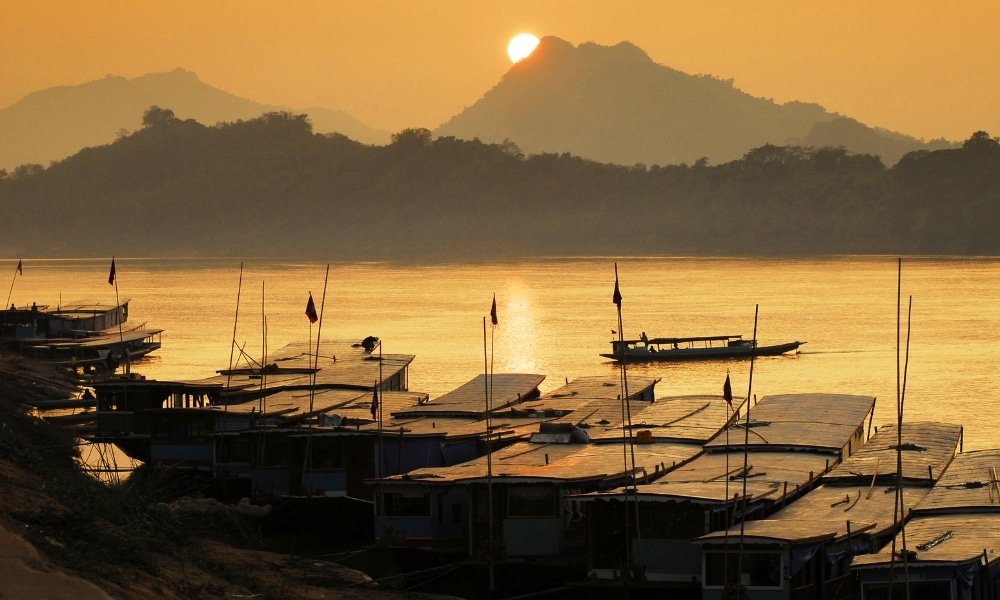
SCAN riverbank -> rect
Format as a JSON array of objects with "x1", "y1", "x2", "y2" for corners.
[{"x1": 0, "y1": 350, "x2": 458, "y2": 599}]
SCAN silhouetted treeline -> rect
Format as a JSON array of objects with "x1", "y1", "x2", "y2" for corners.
[{"x1": 1, "y1": 108, "x2": 997, "y2": 259}]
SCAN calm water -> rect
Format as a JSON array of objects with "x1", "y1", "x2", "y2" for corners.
[{"x1": 7, "y1": 256, "x2": 999, "y2": 450}]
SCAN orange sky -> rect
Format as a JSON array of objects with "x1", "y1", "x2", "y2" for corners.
[{"x1": 2, "y1": 0, "x2": 998, "y2": 141}]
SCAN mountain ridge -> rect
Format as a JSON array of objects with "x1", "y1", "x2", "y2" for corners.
[
  {"x1": 1, "y1": 39, "x2": 960, "y2": 171},
  {"x1": 435, "y1": 36, "x2": 953, "y2": 166},
  {"x1": 0, "y1": 68, "x2": 390, "y2": 170}
]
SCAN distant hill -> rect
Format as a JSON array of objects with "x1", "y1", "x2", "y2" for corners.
[
  {"x1": 0, "y1": 68, "x2": 390, "y2": 170},
  {"x1": 1, "y1": 113, "x2": 997, "y2": 259},
  {"x1": 435, "y1": 37, "x2": 954, "y2": 166}
]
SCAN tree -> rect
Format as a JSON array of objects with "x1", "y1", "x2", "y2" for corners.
[
  {"x1": 962, "y1": 130, "x2": 999, "y2": 153},
  {"x1": 390, "y1": 128, "x2": 432, "y2": 148},
  {"x1": 142, "y1": 106, "x2": 178, "y2": 128}
]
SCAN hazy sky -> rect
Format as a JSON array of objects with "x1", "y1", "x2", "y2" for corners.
[{"x1": 3, "y1": 0, "x2": 998, "y2": 141}]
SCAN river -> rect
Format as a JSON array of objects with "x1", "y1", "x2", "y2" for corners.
[{"x1": 7, "y1": 256, "x2": 998, "y2": 450}]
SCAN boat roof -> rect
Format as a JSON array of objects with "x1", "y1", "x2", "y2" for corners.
[
  {"x1": 581, "y1": 449, "x2": 836, "y2": 505},
  {"x1": 392, "y1": 373, "x2": 546, "y2": 418},
  {"x1": 45, "y1": 328, "x2": 162, "y2": 349},
  {"x1": 598, "y1": 394, "x2": 735, "y2": 444},
  {"x1": 851, "y1": 513, "x2": 1000, "y2": 569},
  {"x1": 48, "y1": 299, "x2": 130, "y2": 314},
  {"x1": 851, "y1": 449, "x2": 1000, "y2": 570},
  {"x1": 201, "y1": 339, "x2": 414, "y2": 392},
  {"x1": 910, "y1": 448, "x2": 1000, "y2": 515},
  {"x1": 698, "y1": 423, "x2": 964, "y2": 545},
  {"x1": 384, "y1": 439, "x2": 703, "y2": 486},
  {"x1": 618, "y1": 334, "x2": 743, "y2": 344},
  {"x1": 823, "y1": 422, "x2": 963, "y2": 485},
  {"x1": 697, "y1": 484, "x2": 930, "y2": 545},
  {"x1": 704, "y1": 393, "x2": 876, "y2": 453}
]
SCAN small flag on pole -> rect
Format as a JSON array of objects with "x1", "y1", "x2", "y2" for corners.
[
  {"x1": 490, "y1": 294, "x2": 498, "y2": 326},
  {"x1": 305, "y1": 292, "x2": 318, "y2": 323},
  {"x1": 723, "y1": 373, "x2": 733, "y2": 407},
  {"x1": 370, "y1": 382, "x2": 379, "y2": 420},
  {"x1": 612, "y1": 274, "x2": 622, "y2": 308},
  {"x1": 108, "y1": 258, "x2": 116, "y2": 285},
  {"x1": 15, "y1": 259, "x2": 22, "y2": 275}
]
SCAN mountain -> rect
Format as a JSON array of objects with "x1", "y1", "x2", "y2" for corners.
[
  {"x1": 435, "y1": 36, "x2": 953, "y2": 166},
  {"x1": 1, "y1": 113, "x2": 997, "y2": 259},
  {"x1": 0, "y1": 69, "x2": 390, "y2": 170}
]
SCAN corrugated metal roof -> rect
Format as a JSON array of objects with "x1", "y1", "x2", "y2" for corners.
[
  {"x1": 201, "y1": 339, "x2": 414, "y2": 392},
  {"x1": 704, "y1": 393, "x2": 875, "y2": 452},
  {"x1": 698, "y1": 484, "x2": 930, "y2": 544},
  {"x1": 694, "y1": 422, "x2": 962, "y2": 544},
  {"x1": 613, "y1": 394, "x2": 732, "y2": 443},
  {"x1": 911, "y1": 448, "x2": 1000, "y2": 514},
  {"x1": 393, "y1": 373, "x2": 545, "y2": 417},
  {"x1": 599, "y1": 450, "x2": 835, "y2": 504},
  {"x1": 389, "y1": 439, "x2": 702, "y2": 485},
  {"x1": 824, "y1": 422, "x2": 963, "y2": 485},
  {"x1": 852, "y1": 513, "x2": 1000, "y2": 568}
]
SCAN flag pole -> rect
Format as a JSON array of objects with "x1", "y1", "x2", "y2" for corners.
[
  {"x1": 723, "y1": 369, "x2": 733, "y2": 586},
  {"x1": 310, "y1": 263, "x2": 330, "y2": 413},
  {"x1": 108, "y1": 258, "x2": 128, "y2": 376},
  {"x1": 377, "y1": 338, "x2": 385, "y2": 526},
  {"x1": 612, "y1": 262, "x2": 636, "y2": 579},
  {"x1": 483, "y1": 314, "x2": 495, "y2": 593},
  {"x1": 5, "y1": 259, "x2": 22, "y2": 309}
]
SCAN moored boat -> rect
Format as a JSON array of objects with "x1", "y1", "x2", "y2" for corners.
[{"x1": 601, "y1": 334, "x2": 804, "y2": 362}]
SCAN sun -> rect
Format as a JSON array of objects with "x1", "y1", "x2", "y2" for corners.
[{"x1": 507, "y1": 33, "x2": 540, "y2": 63}]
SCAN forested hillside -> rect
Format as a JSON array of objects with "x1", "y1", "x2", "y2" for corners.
[{"x1": 1, "y1": 108, "x2": 997, "y2": 259}]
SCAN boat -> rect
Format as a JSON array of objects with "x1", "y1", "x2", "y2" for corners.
[
  {"x1": 1, "y1": 300, "x2": 162, "y2": 375},
  {"x1": 600, "y1": 334, "x2": 804, "y2": 362}
]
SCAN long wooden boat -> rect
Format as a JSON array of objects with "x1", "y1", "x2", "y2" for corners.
[{"x1": 600, "y1": 334, "x2": 804, "y2": 362}]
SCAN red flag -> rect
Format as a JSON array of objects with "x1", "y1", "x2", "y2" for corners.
[
  {"x1": 490, "y1": 294, "x2": 498, "y2": 326},
  {"x1": 723, "y1": 373, "x2": 733, "y2": 407},
  {"x1": 370, "y1": 382, "x2": 379, "y2": 420},
  {"x1": 108, "y1": 258, "x2": 116, "y2": 285},
  {"x1": 612, "y1": 274, "x2": 622, "y2": 308},
  {"x1": 15, "y1": 259, "x2": 22, "y2": 275},
  {"x1": 305, "y1": 292, "x2": 318, "y2": 323}
]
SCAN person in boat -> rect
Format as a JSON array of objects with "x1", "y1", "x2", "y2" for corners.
[{"x1": 640, "y1": 331, "x2": 649, "y2": 346}]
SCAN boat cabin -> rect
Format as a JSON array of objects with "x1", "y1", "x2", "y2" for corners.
[
  {"x1": 695, "y1": 421, "x2": 963, "y2": 600},
  {"x1": 576, "y1": 393, "x2": 877, "y2": 593},
  {"x1": 851, "y1": 448, "x2": 1000, "y2": 600}
]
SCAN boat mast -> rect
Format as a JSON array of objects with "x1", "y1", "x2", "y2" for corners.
[
  {"x1": 483, "y1": 297, "x2": 497, "y2": 593},
  {"x1": 5, "y1": 259, "x2": 22, "y2": 309},
  {"x1": 612, "y1": 263, "x2": 640, "y2": 578},
  {"x1": 888, "y1": 258, "x2": 913, "y2": 600},
  {"x1": 736, "y1": 304, "x2": 759, "y2": 587},
  {"x1": 108, "y1": 257, "x2": 128, "y2": 376},
  {"x1": 224, "y1": 262, "x2": 244, "y2": 411},
  {"x1": 302, "y1": 264, "x2": 330, "y2": 495}
]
